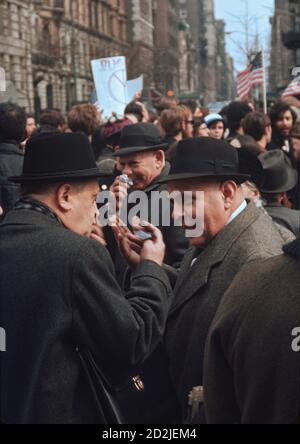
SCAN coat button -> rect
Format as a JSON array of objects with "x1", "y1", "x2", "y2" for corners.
[{"x1": 133, "y1": 375, "x2": 145, "y2": 391}]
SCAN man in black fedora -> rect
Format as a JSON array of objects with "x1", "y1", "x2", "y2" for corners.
[
  {"x1": 259, "y1": 150, "x2": 299, "y2": 237},
  {"x1": 0, "y1": 132, "x2": 173, "y2": 424},
  {"x1": 117, "y1": 137, "x2": 290, "y2": 423},
  {"x1": 107, "y1": 123, "x2": 188, "y2": 423},
  {"x1": 110, "y1": 122, "x2": 188, "y2": 273}
]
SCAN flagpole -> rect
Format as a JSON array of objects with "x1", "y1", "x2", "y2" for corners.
[{"x1": 262, "y1": 50, "x2": 267, "y2": 114}]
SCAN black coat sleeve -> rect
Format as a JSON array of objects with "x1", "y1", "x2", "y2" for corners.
[{"x1": 71, "y1": 239, "x2": 173, "y2": 376}]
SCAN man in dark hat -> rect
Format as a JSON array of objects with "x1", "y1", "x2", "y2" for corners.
[
  {"x1": 109, "y1": 123, "x2": 189, "y2": 423},
  {"x1": 0, "y1": 132, "x2": 173, "y2": 424},
  {"x1": 259, "y1": 150, "x2": 299, "y2": 236},
  {"x1": 118, "y1": 137, "x2": 290, "y2": 422},
  {"x1": 110, "y1": 122, "x2": 188, "y2": 273}
]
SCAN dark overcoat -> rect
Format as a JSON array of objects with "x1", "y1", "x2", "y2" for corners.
[
  {"x1": 108, "y1": 163, "x2": 188, "y2": 284},
  {"x1": 164, "y1": 202, "x2": 292, "y2": 420},
  {"x1": 0, "y1": 208, "x2": 172, "y2": 424},
  {"x1": 0, "y1": 141, "x2": 24, "y2": 213},
  {"x1": 203, "y1": 240, "x2": 299, "y2": 424},
  {"x1": 265, "y1": 203, "x2": 299, "y2": 237}
]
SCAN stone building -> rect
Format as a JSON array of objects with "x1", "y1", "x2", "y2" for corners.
[
  {"x1": 126, "y1": 0, "x2": 154, "y2": 94},
  {"x1": 178, "y1": 0, "x2": 234, "y2": 104},
  {"x1": 269, "y1": 0, "x2": 300, "y2": 95},
  {"x1": 0, "y1": 0, "x2": 129, "y2": 113},
  {"x1": 152, "y1": 0, "x2": 179, "y2": 95},
  {"x1": 178, "y1": 0, "x2": 199, "y2": 97},
  {"x1": 32, "y1": 0, "x2": 129, "y2": 114},
  {"x1": 0, "y1": 0, "x2": 35, "y2": 110}
]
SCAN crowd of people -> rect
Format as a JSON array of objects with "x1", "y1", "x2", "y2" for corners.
[{"x1": 0, "y1": 92, "x2": 299, "y2": 424}]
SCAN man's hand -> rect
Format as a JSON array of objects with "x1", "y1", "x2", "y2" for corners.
[
  {"x1": 90, "y1": 224, "x2": 107, "y2": 247},
  {"x1": 112, "y1": 221, "x2": 143, "y2": 269},
  {"x1": 110, "y1": 177, "x2": 129, "y2": 213},
  {"x1": 138, "y1": 222, "x2": 166, "y2": 267},
  {"x1": 112, "y1": 219, "x2": 165, "y2": 269}
]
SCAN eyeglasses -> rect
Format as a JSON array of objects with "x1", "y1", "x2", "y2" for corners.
[{"x1": 185, "y1": 120, "x2": 195, "y2": 125}]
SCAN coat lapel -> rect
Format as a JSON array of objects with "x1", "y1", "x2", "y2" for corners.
[{"x1": 169, "y1": 202, "x2": 261, "y2": 316}]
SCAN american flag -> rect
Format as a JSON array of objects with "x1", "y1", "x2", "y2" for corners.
[
  {"x1": 236, "y1": 52, "x2": 264, "y2": 99},
  {"x1": 282, "y1": 79, "x2": 300, "y2": 98}
]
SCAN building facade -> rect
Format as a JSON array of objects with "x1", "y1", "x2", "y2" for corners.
[
  {"x1": 152, "y1": 0, "x2": 179, "y2": 95},
  {"x1": 0, "y1": 0, "x2": 129, "y2": 113},
  {"x1": 269, "y1": 0, "x2": 300, "y2": 95},
  {"x1": 179, "y1": 0, "x2": 234, "y2": 104},
  {"x1": 0, "y1": 0, "x2": 235, "y2": 113},
  {"x1": 126, "y1": 0, "x2": 154, "y2": 95},
  {"x1": 0, "y1": 0, "x2": 34, "y2": 109}
]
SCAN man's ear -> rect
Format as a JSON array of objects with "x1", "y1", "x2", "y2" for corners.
[
  {"x1": 56, "y1": 184, "x2": 73, "y2": 211},
  {"x1": 154, "y1": 150, "x2": 165, "y2": 168},
  {"x1": 221, "y1": 181, "x2": 238, "y2": 208}
]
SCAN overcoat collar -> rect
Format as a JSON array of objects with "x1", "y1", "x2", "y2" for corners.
[
  {"x1": 170, "y1": 201, "x2": 261, "y2": 315},
  {"x1": 0, "y1": 141, "x2": 23, "y2": 157},
  {"x1": 0, "y1": 208, "x2": 65, "y2": 230}
]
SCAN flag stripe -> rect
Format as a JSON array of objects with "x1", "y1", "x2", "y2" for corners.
[{"x1": 236, "y1": 52, "x2": 264, "y2": 99}]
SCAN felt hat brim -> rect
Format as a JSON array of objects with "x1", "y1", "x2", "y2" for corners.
[
  {"x1": 112, "y1": 143, "x2": 168, "y2": 157},
  {"x1": 156, "y1": 172, "x2": 250, "y2": 184},
  {"x1": 9, "y1": 168, "x2": 103, "y2": 184}
]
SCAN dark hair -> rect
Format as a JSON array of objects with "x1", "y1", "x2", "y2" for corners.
[
  {"x1": 26, "y1": 113, "x2": 35, "y2": 120},
  {"x1": 269, "y1": 101, "x2": 297, "y2": 145},
  {"x1": 40, "y1": 109, "x2": 66, "y2": 129},
  {"x1": 155, "y1": 97, "x2": 178, "y2": 115},
  {"x1": 242, "y1": 112, "x2": 271, "y2": 141},
  {"x1": 0, "y1": 102, "x2": 26, "y2": 143},
  {"x1": 67, "y1": 104, "x2": 99, "y2": 136},
  {"x1": 179, "y1": 100, "x2": 199, "y2": 115},
  {"x1": 124, "y1": 101, "x2": 144, "y2": 122},
  {"x1": 227, "y1": 101, "x2": 252, "y2": 134},
  {"x1": 160, "y1": 105, "x2": 190, "y2": 137},
  {"x1": 269, "y1": 101, "x2": 297, "y2": 126},
  {"x1": 261, "y1": 192, "x2": 282, "y2": 204}
]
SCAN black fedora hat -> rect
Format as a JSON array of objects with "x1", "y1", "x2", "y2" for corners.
[
  {"x1": 259, "y1": 150, "x2": 298, "y2": 194},
  {"x1": 10, "y1": 132, "x2": 102, "y2": 184},
  {"x1": 112, "y1": 123, "x2": 168, "y2": 157},
  {"x1": 157, "y1": 137, "x2": 251, "y2": 184}
]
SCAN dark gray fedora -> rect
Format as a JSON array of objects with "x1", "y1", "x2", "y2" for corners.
[
  {"x1": 259, "y1": 150, "x2": 298, "y2": 194},
  {"x1": 112, "y1": 123, "x2": 168, "y2": 157},
  {"x1": 157, "y1": 137, "x2": 250, "y2": 184}
]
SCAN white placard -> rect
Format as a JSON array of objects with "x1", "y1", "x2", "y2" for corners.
[{"x1": 91, "y1": 56, "x2": 127, "y2": 119}]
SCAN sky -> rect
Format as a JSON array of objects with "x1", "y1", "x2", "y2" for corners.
[{"x1": 214, "y1": 0, "x2": 275, "y2": 73}]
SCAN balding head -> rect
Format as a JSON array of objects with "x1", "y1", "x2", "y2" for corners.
[{"x1": 21, "y1": 178, "x2": 100, "y2": 237}]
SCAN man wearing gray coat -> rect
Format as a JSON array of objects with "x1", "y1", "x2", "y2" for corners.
[
  {"x1": 155, "y1": 138, "x2": 293, "y2": 422},
  {"x1": 0, "y1": 132, "x2": 172, "y2": 424}
]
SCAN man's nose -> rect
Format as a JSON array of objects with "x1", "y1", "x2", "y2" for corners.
[{"x1": 122, "y1": 165, "x2": 132, "y2": 176}]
